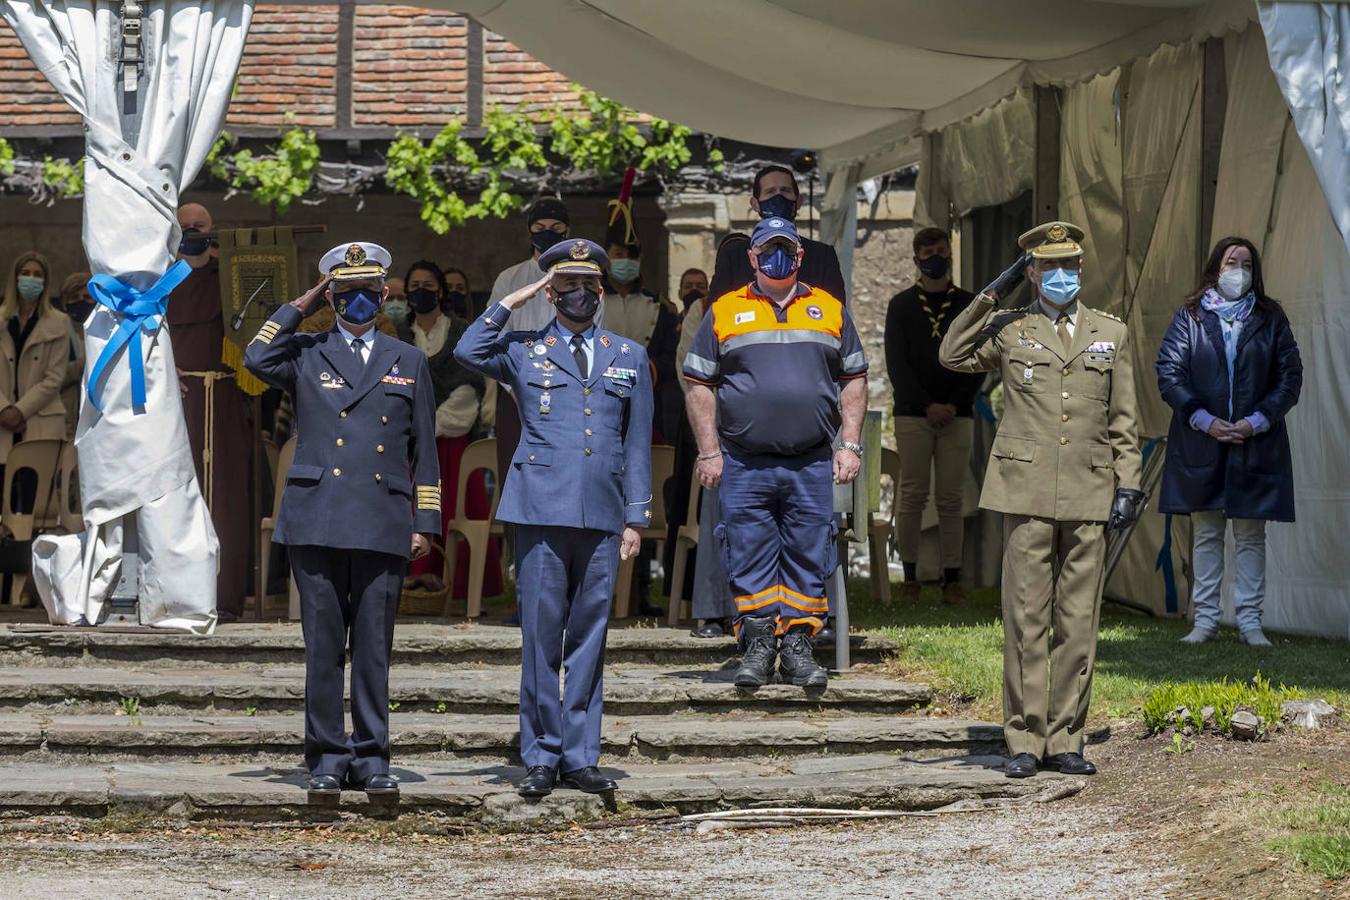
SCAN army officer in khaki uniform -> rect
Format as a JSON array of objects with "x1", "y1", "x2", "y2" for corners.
[{"x1": 939, "y1": 221, "x2": 1143, "y2": 779}]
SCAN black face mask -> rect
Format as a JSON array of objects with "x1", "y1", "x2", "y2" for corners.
[
  {"x1": 917, "y1": 255, "x2": 951, "y2": 280},
  {"x1": 680, "y1": 289, "x2": 705, "y2": 308},
  {"x1": 67, "y1": 301, "x2": 95, "y2": 324},
  {"x1": 408, "y1": 287, "x2": 440, "y2": 315},
  {"x1": 530, "y1": 230, "x2": 566, "y2": 256},
  {"x1": 554, "y1": 286, "x2": 601, "y2": 323},
  {"x1": 444, "y1": 290, "x2": 468, "y2": 318},
  {"x1": 179, "y1": 227, "x2": 211, "y2": 257},
  {"x1": 757, "y1": 193, "x2": 797, "y2": 222}
]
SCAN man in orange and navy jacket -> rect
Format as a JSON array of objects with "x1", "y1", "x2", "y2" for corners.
[{"x1": 683, "y1": 216, "x2": 868, "y2": 691}]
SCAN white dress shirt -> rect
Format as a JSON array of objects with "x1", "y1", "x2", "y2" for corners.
[{"x1": 335, "y1": 319, "x2": 377, "y2": 364}]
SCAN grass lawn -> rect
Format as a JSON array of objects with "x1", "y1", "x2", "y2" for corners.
[
  {"x1": 1267, "y1": 782, "x2": 1350, "y2": 880},
  {"x1": 844, "y1": 579, "x2": 1350, "y2": 724}
]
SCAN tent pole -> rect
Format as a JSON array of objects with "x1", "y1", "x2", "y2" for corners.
[
  {"x1": 1033, "y1": 85, "x2": 1062, "y2": 222},
  {"x1": 1199, "y1": 36, "x2": 1228, "y2": 262}
]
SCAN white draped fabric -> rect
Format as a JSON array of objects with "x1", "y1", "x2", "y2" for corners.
[
  {"x1": 2, "y1": 1, "x2": 254, "y2": 632},
  {"x1": 1258, "y1": 2, "x2": 1350, "y2": 259}
]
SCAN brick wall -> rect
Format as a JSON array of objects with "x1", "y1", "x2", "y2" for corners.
[
  {"x1": 483, "y1": 31, "x2": 579, "y2": 115},
  {"x1": 228, "y1": 4, "x2": 339, "y2": 128},
  {"x1": 353, "y1": 6, "x2": 468, "y2": 127},
  {"x1": 0, "y1": 25, "x2": 79, "y2": 127},
  {"x1": 0, "y1": 8, "x2": 582, "y2": 133}
]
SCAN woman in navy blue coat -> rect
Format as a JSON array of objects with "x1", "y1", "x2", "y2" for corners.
[{"x1": 1156, "y1": 236, "x2": 1302, "y2": 646}]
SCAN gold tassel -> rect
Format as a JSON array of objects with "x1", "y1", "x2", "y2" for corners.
[{"x1": 220, "y1": 337, "x2": 269, "y2": 396}]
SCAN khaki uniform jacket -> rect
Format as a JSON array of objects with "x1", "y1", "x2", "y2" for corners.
[
  {"x1": 939, "y1": 295, "x2": 1142, "y2": 522},
  {"x1": 0, "y1": 309, "x2": 73, "y2": 460}
]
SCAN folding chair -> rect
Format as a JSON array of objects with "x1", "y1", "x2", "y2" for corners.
[
  {"x1": 441, "y1": 437, "x2": 501, "y2": 620},
  {"x1": 0, "y1": 439, "x2": 63, "y2": 606},
  {"x1": 665, "y1": 465, "x2": 705, "y2": 627},
  {"x1": 868, "y1": 446, "x2": 902, "y2": 604},
  {"x1": 613, "y1": 444, "x2": 676, "y2": 618},
  {"x1": 258, "y1": 435, "x2": 300, "y2": 620}
]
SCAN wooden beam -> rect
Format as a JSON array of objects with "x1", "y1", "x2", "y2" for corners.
[
  {"x1": 466, "y1": 17, "x2": 484, "y2": 127},
  {"x1": 335, "y1": 1, "x2": 355, "y2": 131},
  {"x1": 1199, "y1": 36, "x2": 1227, "y2": 260},
  {"x1": 1033, "y1": 84, "x2": 1062, "y2": 224}
]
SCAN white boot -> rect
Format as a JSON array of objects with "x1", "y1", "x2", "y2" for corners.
[
  {"x1": 1241, "y1": 628, "x2": 1273, "y2": 647},
  {"x1": 1180, "y1": 626, "x2": 1216, "y2": 644}
]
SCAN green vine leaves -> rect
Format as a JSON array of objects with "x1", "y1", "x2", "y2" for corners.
[{"x1": 7, "y1": 88, "x2": 724, "y2": 232}]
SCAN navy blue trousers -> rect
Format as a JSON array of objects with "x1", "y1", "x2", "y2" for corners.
[
  {"x1": 718, "y1": 446, "x2": 835, "y2": 636},
  {"x1": 515, "y1": 525, "x2": 618, "y2": 771},
  {"x1": 289, "y1": 545, "x2": 403, "y2": 782}
]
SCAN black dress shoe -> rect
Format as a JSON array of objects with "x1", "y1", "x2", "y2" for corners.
[
  {"x1": 560, "y1": 766, "x2": 617, "y2": 794},
  {"x1": 812, "y1": 619, "x2": 836, "y2": 647},
  {"x1": 517, "y1": 765, "x2": 557, "y2": 797},
  {"x1": 1041, "y1": 752, "x2": 1097, "y2": 775},
  {"x1": 359, "y1": 773, "x2": 400, "y2": 795},
  {"x1": 691, "y1": 619, "x2": 726, "y2": 639},
  {"x1": 1004, "y1": 753, "x2": 1039, "y2": 778},
  {"x1": 307, "y1": 774, "x2": 341, "y2": 795}
]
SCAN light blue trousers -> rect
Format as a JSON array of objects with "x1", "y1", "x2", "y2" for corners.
[{"x1": 1190, "y1": 511, "x2": 1267, "y2": 633}]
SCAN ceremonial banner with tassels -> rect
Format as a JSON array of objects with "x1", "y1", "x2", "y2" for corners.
[{"x1": 218, "y1": 226, "x2": 298, "y2": 396}]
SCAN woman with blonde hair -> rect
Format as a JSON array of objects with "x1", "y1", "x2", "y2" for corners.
[{"x1": 0, "y1": 251, "x2": 74, "y2": 465}]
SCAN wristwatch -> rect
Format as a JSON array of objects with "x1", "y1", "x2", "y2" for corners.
[{"x1": 840, "y1": 441, "x2": 863, "y2": 458}]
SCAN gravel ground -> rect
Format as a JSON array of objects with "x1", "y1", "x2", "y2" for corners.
[{"x1": 0, "y1": 800, "x2": 1175, "y2": 900}]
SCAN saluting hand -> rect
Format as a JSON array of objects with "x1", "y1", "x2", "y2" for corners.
[
  {"x1": 502, "y1": 272, "x2": 552, "y2": 311},
  {"x1": 291, "y1": 275, "x2": 332, "y2": 317},
  {"x1": 620, "y1": 527, "x2": 641, "y2": 561}
]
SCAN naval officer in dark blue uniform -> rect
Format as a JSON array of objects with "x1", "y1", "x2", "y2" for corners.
[
  {"x1": 455, "y1": 238, "x2": 652, "y2": 798},
  {"x1": 245, "y1": 242, "x2": 441, "y2": 800}
]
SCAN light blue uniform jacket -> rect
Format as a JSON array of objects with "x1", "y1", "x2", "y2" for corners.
[{"x1": 455, "y1": 301, "x2": 653, "y2": 533}]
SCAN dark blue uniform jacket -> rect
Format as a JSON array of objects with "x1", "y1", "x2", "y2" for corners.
[{"x1": 244, "y1": 304, "x2": 442, "y2": 556}]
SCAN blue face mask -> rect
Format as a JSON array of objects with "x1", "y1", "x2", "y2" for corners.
[
  {"x1": 333, "y1": 288, "x2": 382, "y2": 325},
  {"x1": 1039, "y1": 267, "x2": 1080, "y2": 305},
  {"x1": 756, "y1": 244, "x2": 798, "y2": 280},
  {"x1": 758, "y1": 193, "x2": 797, "y2": 222}
]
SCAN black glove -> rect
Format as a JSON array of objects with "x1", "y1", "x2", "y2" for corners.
[
  {"x1": 979, "y1": 252, "x2": 1031, "y2": 304},
  {"x1": 1107, "y1": 488, "x2": 1146, "y2": 532}
]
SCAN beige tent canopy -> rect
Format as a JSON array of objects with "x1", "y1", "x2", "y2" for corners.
[{"x1": 449, "y1": 0, "x2": 1350, "y2": 638}]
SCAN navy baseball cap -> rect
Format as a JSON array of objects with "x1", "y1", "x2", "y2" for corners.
[{"x1": 751, "y1": 216, "x2": 800, "y2": 248}]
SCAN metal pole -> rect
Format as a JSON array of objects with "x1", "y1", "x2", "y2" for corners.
[{"x1": 829, "y1": 555, "x2": 849, "y2": 672}]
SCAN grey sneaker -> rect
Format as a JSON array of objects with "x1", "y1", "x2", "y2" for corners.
[
  {"x1": 1241, "y1": 628, "x2": 1273, "y2": 647},
  {"x1": 1180, "y1": 626, "x2": 1217, "y2": 644}
]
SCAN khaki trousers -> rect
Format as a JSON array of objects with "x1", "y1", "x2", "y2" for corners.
[
  {"x1": 1000, "y1": 515, "x2": 1107, "y2": 758},
  {"x1": 894, "y1": 416, "x2": 972, "y2": 568}
]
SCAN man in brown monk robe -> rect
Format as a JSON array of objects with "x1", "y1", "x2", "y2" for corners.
[{"x1": 167, "y1": 203, "x2": 254, "y2": 621}]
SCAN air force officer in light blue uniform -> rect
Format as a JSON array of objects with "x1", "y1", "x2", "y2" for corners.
[{"x1": 455, "y1": 238, "x2": 652, "y2": 798}]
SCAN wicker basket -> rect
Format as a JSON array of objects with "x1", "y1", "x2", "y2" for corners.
[{"x1": 399, "y1": 586, "x2": 451, "y2": 617}]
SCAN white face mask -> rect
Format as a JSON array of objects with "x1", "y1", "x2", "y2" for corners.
[{"x1": 1216, "y1": 268, "x2": 1252, "y2": 300}]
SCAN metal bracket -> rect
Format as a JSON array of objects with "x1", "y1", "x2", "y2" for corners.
[{"x1": 118, "y1": 2, "x2": 144, "y2": 95}]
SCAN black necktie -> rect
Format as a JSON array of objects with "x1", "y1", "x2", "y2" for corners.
[
  {"x1": 351, "y1": 337, "x2": 366, "y2": 367},
  {"x1": 571, "y1": 334, "x2": 588, "y2": 380}
]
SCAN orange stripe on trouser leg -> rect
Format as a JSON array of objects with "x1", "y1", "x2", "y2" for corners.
[
  {"x1": 776, "y1": 616, "x2": 824, "y2": 636},
  {"x1": 735, "y1": 588, "x2": 783, "y2": 613},
  {"x1": 779, "y1": 588, "x2": 829, "y2": 613}
]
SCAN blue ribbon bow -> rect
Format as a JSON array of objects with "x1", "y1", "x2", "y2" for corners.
[{"x1": 85, "y1": 261, "x2": 191, "y2": 412}]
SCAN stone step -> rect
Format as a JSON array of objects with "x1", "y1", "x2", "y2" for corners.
[
  {"x1": 0, "y1": 754, "x2": 1082, "y2": 824},
  {"x1": 0, "y1": 711, "x2": 1003, "y2": 762},
  {"x1": 0, "y1": 664, "x2": 930, "y2": 716},
  {"x1": 0, "y1": 624, "x2": 896, "y2": 669}
]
